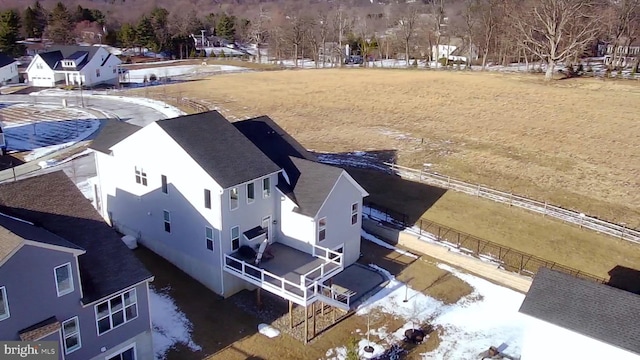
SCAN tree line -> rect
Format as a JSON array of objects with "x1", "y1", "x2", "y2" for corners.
[{"x1": 0, "y1": 0, "x2": 637, "y2": 81}]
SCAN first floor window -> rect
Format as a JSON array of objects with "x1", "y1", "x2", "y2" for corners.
[
  {"x1": 318, "y1": 218, "x2": 327, "y2": 242},
  {"x1": 95, "y1": 289, "x2": 138, "y2": 335},
  {"x1": 62, "y1": 317, "x2": 81, "y2": 354},
  {"x1": 135, "y1": 167, "x2": 147, "y2": 186},
  {"x1": 231, "y1": 226, "x2": 239, "y2": 251},
  {"x1": 351, "y1": 203, "x2": 359, "y2": 225},
  {"x1": 206, "y1": 227, "x2": 214, "y2": 251},
  {"x1": 107, "y1": 346, "x2": 135, "y2": 360},
  {"x1": 0, "y1": 287, "x2": 9, "y2": 321},
  {"x1": 55, "y1": 263, "x2": 74, "y2": 296},
  {"x1": 163, "y1": 211, "x2": 171, "y2": 233}
]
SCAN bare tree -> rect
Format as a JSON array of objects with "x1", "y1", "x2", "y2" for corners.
[
  {"x1": 316, "y1": 9, "x2": 330, "y2": 68},
  {"x1": 430, "y1": 0, "x2": 446, "y2": 68},
  {"x1": 397, "y1": 4, "x2": 420, "y2": 67},
  {"x1": 603, "y1": 0, "x2": 640, "y2": 68},
  {"x1": 332, "y1": 4, "x2": 351, "y2": 67},
  {"x1": 476, "y1": 0, "x2": 500, "y2": 69},
  {"x1": 283, "y1": 12, "x2": 309, "y2": 68},
  {"x1": 248, "y1": 5, "x2": 269, "y2": 64},
  {"x1": 510, "y1": 0, "x2": 602, "y2": 81}
]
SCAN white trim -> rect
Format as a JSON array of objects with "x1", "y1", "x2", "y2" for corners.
[
  {"x1": 262, "y1": 177, "x2": 271, "y2": 199},
  {"x1": 0, "y1": 211, "x2": 34, "y2": 225},
  {"x1": 74, "y1": 255, "x2": 84, "y2": 300},
  {"x1": 317, "y1": 217, "x2": 327, "y2": 242},
  {"x1": 54, "y1": 263, "x2": 75, "y2": 297},
  {"x1": 145, "y1": 282, "x2": 153, "y2": 335},
  {"x1": 105, "y1": 342, "x2": 137, "y2": 360},
  {"x1": 351, "y1": 202, "x2": 359, "y2": 225},
  {"x1": 33, "y1": 327, "x2": 60, "y2": 341},
  {"x1": 315, "y1": 172, "x2": 369, "y2": 219},
  {"x1": 58, "y1": 328, "x2": 66, "y2": 360},
  {"x1": 0, "y1": 286, "x2": 9, "y2": 321},
  {"x1": 221, "y1": 170, "x2": 281, "y2": 191},
  {"x1": 62, "y1": 316, "x2": 81, "y2": 355},
  {"x1": 205, "y1": 226, "x2": 214, "y2": 251},
  {"x1": 95, "y1": 288, "x2": 139, "y2": 336},
  {"x1": 0, "y1": 242, "x2": 23, "y2": 268},
  {"x1": 247, "y1": 182, "x2": 255, "y2": 204},
  {"x1": 262, "y1": 215, "x2": 271, "y2": 243},
  {"x1": 219, "y1": 231, "x2": 225, "y2": 295},
  {"x1": 23, "y1": 240, "x2": 85, "y2": 256},
  {"x1": 162, "y1": 210, "x2": 171, "y2": 233}
]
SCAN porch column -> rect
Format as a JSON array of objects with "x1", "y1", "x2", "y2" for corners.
[
  {"x1": 289, "y1": 301, "x2": 293, "y2": 329},
  {"x1": 65, "y1": 73, "x2": 69, "y2": 85},
  {"x1": 304, "y1": 305, "x2": 309, "y2": 344}
]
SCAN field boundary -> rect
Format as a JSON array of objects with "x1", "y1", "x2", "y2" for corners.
[
  {"x1": 363, "y1": 200, "x2": 607, "y2": 284},
  {"x1": 384, "y1": 162, "x2": 640, "y2": 245}
]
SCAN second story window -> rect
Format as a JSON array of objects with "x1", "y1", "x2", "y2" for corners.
[
  {"x1": 54, "y1": 263, "x2": 74, "y2": 297},
  {"x1": 163, "y1": 210, "x2": 171, "y2": 233},
  {"x1": 62, "y1": 317, "x2": 81, "y2": 354},
  {"x1": 318, "y1": 218, "x2": 327, "y2": 242},
  {"x1": 204, "y1": 189, "x2": 211, "y2": 209},
  {"x1": 135, "y1": 166, "x2": 147, "y2": 186},
  {"x1": 247, "y1": 182, "x2": 255, "y2": 204},
  {"x1": 95, "y1": 289, "x2": 138, "y2": 335},
  {"x1": 0, "y1": 287, "x2": 9, "y2": 321},
  {"x1": 351, "y1": 203, "x2": 359, "y2": 225},
  {"x1": 230, "y1": 188, "x2": 238, "y2": 210},
  {"x1": 263, "y1": 178, "x2": 271, "y2": 198},
  {"x1": 161, "y1": 175, "x2": 168, "y2": 194}
]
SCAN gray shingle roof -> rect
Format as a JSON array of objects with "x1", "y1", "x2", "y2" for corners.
[
  {"x1": 90, "y1": 120, "x2": 141, "y2": 154},
  {"x1": 234, "y1": 117, "x2": 345, "y2": 217},
  {"x1": 156, "y1": 111, "x2": 280, "y2": 189},
  {"x1": 0, "y1": 213, "x2": 85, "y2": 253},
  {"x1": 39, "y1": 46, "x2": 102, "y2": 71},
  {"x1": 38, "y1": 51, "x2": 63, "y2": 69},
  {"x1": 519, "y1": 268, "x2": 640, "y2": 355},
  {"x1": 0, "y1": 53, "x2": 16, "y2": 68},
  {"x1": 0, "y1": 171, "x2": 153, "y2": 304}
]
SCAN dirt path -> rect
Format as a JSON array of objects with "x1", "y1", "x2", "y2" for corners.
[{"x1": 397, "y1": 231, "x2": 533, "y2": 293}]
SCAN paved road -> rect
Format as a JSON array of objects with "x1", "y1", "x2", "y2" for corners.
[
  {"x1": 1, "y1": 93, "x2": 168, "y2": 127},
  {"x1": 0, "y1": 93, "x2": 172, "y2": 183}
]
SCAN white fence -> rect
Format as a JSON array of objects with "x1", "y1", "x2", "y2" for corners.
[{"x1": 385, "y1": 162, "x2": 640, "y2": 245}]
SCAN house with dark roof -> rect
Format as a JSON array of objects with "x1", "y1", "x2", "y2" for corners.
[
  {"x1": 89, "y1": 111, "x2": 368, "y2": 311},
  {"x1": 0, "y1": 171, "x2": 154, "y2": 360},
  {"x1": 518, "y1": 267, "x2": 640, "y2": 359},
  {"x1": 25, "y1": 45, "x2": 121, "y2": 87},
  {"x1": 0, "y1": 53, "x2": 18, "y2": 85}
]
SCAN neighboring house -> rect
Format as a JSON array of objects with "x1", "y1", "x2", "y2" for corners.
[
  {"x1": 0, "y1": 171, "x2": 154, "y2": 360},
  {"x1": 597, "y1": 39, "x2": 640, "y2": 67},
  {"x1": 0, "y1": 53, "x2": 19, "y2": 85},
  {"x1": 26, "y1": 45, "x2": 121, "y2": 87},
  {"x1": 431, "y1": 37, "x2": 478, "y2": 63},
  {"x1": 90, "y1": 112, "x2": 368, "y2": 311},
  {"x1": 519, "y1": 268, "x2": 640, "y2": 359}
]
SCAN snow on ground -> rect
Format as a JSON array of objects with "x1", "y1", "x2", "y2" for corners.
[
  {"x1": 324, "y1": 262, "x2": 526, "y2": 360},
  {"x1": 258, "y1": 323, "x2": 280, "y2": 338},
  {"x1": 149, "y1": 287, "x2": 201, "y2": 360},
  {"x1": 361, "y1": 230, "x2": 419, "y2": 259},
  {"x1": 122, "y1": 64, "x2": 248, "y2": 83}
]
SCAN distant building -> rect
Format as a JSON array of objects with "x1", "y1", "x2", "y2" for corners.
[
  {"x1": 0, "y1": 53, "x2": 19, "y2": 84},
  {"x1": 597, "y1": 39, "x2": 640, "y2": 68},
  {"x1": 25, "y1": 45, "x2": 121, "y2": 87}
]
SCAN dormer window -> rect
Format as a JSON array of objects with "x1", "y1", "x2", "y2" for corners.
[{"x1": 62, "y1": 61, "x2": 75, "y2": 68}]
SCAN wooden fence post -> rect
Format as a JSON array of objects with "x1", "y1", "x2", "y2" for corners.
[
  {"x1": 509, "y1": 193, "x2": 513, "y2": 207},
  {"x1": 477, "y1": 184, "x2": 481, "y2": 196},
  {"x1": 543, "y1": 202, "x2": 547, "y2": 217}
]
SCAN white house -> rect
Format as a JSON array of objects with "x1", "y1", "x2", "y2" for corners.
[
  {"x1": 519, "y1": 268, "x2": 640, "y2": 359},
  {"x1": 89, "y1": 112, "x2": 368, "y2": 311},
  {"x1": 26, "y1": 45, "x2": 121, "y2": 87},
  {"x1": 0, "y1": 53, "x2": 19, "y2": 85}
]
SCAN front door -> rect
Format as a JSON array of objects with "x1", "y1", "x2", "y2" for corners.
[{"x1": 262, "y1": 216, "x2": 271, "y2": 243}]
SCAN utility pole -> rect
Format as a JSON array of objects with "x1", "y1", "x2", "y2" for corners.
[{"x1": 79, "y1": 77, "x2": 84, "y2": 108}]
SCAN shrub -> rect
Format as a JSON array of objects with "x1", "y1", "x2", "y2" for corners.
[
  {"x1": 219, "y1": 49, "x2": 226, "y2": 58},
  {"x1": 412, "y1": 58, "x2": 418, "y2": 68},
  {"x1": 189, "y1": 49, "x2": 196, "y2": 58},
  {"x1": 605, "y1": 67, "x2": 612, "y2": 78},
  {"x1": 438, "y1": 57, "x2": 448, "y2": 67},
  {"x1": 345, "y1": 338, "x2": 359, "y2": 360},
  {"x1": 149, "y1": 74, "x2": 157, "y2": 82}
]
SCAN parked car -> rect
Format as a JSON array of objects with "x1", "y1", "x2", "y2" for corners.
[{"x1": 345, "y1": 55, "x2": 364, "y2": 65}]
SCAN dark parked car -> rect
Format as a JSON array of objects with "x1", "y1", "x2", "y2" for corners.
[{"x1": 345, "y1": 55, "x2": 364, "y2": 65}]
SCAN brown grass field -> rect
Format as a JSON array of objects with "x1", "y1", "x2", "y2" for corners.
[{"x1": 133, "y1": 69, "x2": 640, "y2": 277}]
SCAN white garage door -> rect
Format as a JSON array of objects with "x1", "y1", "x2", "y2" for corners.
[{"x1": 30, "y1": 76, "x2": 54, "y2": 87}]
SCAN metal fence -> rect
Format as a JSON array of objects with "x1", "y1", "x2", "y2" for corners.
[
  {"x1": 362, "y1": 200, "x2": 607, "y2": 284},
  {"x1": 385, "y1": 162, "x2": 640, "y2": 245}
]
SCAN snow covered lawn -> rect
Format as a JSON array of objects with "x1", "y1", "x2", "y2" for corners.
[
  {"x1": 325, "y1": 262, "x2": 526, "y2": 360},
  {"x1": 149, "y1": 287, "x2": 201, "y2": 360},
  {"x1": 122, "y1": 64, "x2": 248, "y2": 83}
]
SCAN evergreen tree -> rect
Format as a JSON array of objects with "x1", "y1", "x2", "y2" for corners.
[
  {"x1": 47, "y1": 2, "x2": 74, "y2": 44},
  {"x1": 215, "y1": 14, "x2": 235, "y2": 42},
  {"x1": 118, "y1": 23, "x2": 136, "y2": 50},
  {"x1": 149, "y1": 7, "x2": 169, "y2": 52},
  {"x1": 136, "y1": 16, "x2": 155, "y2": 51},
  {"x1": 0, "y1": 10, "x2": 24, "y2": 57},
  {"x1": 24, "y1": 1, "x2": 46, "y2": 39}
]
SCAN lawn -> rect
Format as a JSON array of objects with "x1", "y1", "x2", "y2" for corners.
[
  {"x1": 136, "y1": 69, "x2": 640, "y2": 227},
  {"x1": 135, "y1": 240, "x2": 473, "y2": 360}
]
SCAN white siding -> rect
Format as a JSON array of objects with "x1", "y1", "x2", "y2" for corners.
[
  {"x1": 95, "y1": 123, "x2": 225, "y2": 294},
  {"x1": 80, "y1": 48, "x2": 120, "y2": 86},
  {"x1": 522, "y1": 316, "x2": 640, "y2": 360},
  {"x1": 27, "y1": 56, "x2": 58, "y2": 87},
  {"x1": 277, "y1": 193, "x2": 315, "y2": 253},
  {"x1": 315, "y1": 173, "x2": 364, "y2": 266},
  {"x1": 0, "y1": 62, "x2": 19, "y2": 84}
]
